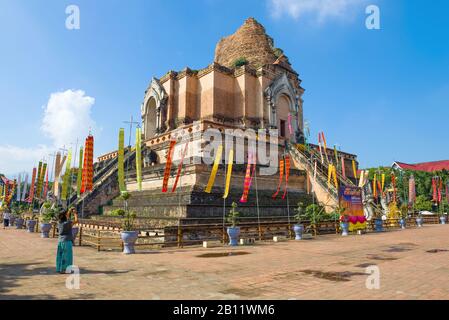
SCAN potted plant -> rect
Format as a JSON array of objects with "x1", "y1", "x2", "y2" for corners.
[
  {"x1": 292, "y1": 202, "x2": 305, "y2": 240},
  {"x1": 39, "y1": 202, "x2": 55, "y2": 238},
  {"x1": 14, "y1": 210, "x2": 25, "y2": 229},
  {"x1": 118, "y1": 192, "x2": 139, "y2": 254},
  {"x1": 226, "y1": 202, "x2": 241, "y2": 246},
  {"x1": 26, "y1": 213, "x2": 38, "y2": 233},
  {"x1": 304, "y1": 203, "x2": 326, "y2": 237},
  {"x1": 399, "y1": 204, "x2": 408, "y2": 229}
]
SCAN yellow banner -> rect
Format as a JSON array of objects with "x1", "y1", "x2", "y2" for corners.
[
  {"x1": 223, "y1": 149, "x2": 234, "y2": 199},
  {"x1": 61, "y1": 150, "x2": 72, "y2": 200},
  {"x1": 135, "y1": 127, "x2": 142, "y2": 191},
  {"x1": 332, "y1": 165, "x2": 338, "y2": 189},
  {"x1": 118, "y1": 128, "x2": 126, "y2": 192},
  {"x1": 205, "y1": 145, "x2": 223, "y2": 193},
  {"x1": 352, "y1": 160, "x2": 357, "y2": 179},
  {"x1": 381, "y1": 173, "x2": 385, "y2": 191}
]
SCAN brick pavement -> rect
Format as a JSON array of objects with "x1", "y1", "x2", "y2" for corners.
[{"x1": 1, "y1": 225, "x2": 449, "y2": 300}]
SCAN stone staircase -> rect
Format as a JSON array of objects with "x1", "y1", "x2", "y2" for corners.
[
  {"x1": 287, "y1": 142, "x2": 355, "y2": 212},
  {"x1": 73, "y1": 149, "x2": 136, "y2": 217}
]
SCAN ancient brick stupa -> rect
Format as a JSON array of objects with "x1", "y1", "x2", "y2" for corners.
[{"x1": 79, "y1": 18, "x2": 357, "y2": 224}]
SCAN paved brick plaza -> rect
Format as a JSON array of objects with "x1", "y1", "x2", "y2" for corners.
[{"x1": 1, "y1": 225, "x2": 449, "y2": 300}]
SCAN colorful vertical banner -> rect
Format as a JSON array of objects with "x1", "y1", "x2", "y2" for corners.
[
  {"x1": 118, "y1": 128, "x2": 126, "y2": 193},
  {"x1": 61, "y1": 150, "x2": 72, "y2": 201},
  {"x1": 391, "y1": 174, "x2": 397, "y2": 203},
  {"x1": 318, "y1": 134, "x2": 324, "y2": 164},
  {"x1": 80, "y1": 135, "x2": 94, "y2": 194},
  {"x1": 333, "y1": 145, "x2": 339, "y2": 170},
  {"x1": 21, "y1": 173, "x2": 28, "y2": 201},
  {"x1": 135, "y1": 127, "x2": 143, "y2": 192},
  {"x1": 223, "y1": 149, "x2": 234, "y2": 199},
  {"x1": 39, "y1": 163, "x2": 47, "y2": 199},
  {"x1": 373, "y1": 175, "x2": 378, "y2": 198},
  {"x1": 162, "y1": 140, "x2": 176, "y2": 193},
  {"x1": 172, "y1": 140, "x2": 190, "y2": 193},
  {"x1": 432, "y1": 177, "x2": 438, "y2": 202},
  {"x1": 282, "y1": 155, "x2": 291, "y2": 200},
  {"x1": 43, "y1": 169, "x2": 49, "y2": 199},
  {"x1": 28, "y1": 168, "x2": 37, "y2": 204},
  {"x1": 76, "y1": 147, "x2": 84, "y2": 197},
  {"x1": 352, "y1": 160, "x2": 358, "y2": 180},
  {"x1": 240, "y1": 153, "x2": 256, "y2": 203},
  {"x1": 53, "y1": 152, "x2": 67, "y2": 197},
  {"x1": 36, "y1": 162, "x2": 43, "y2": 198},
  {"x1": 272, "y1": 158, "x2": 284, "y2": 199},
  {"x1": 381, "y1": 174, "x2": 386, "y2": 192},
  {"x1": 332, "y1": 165, "x2": 338, "y2": 189},
  {"x1": 341, "y1": 156, "x2": 346, "y2": 179},
  {"x1": 16, "y1": 174, "x2": 22, "y2": 202},
  {"x1": 409, "y1": 175, "x2": 416, "y2": 205},
  {"x1": 205, "y1": 145, "x2": 223, "y2": 193}
]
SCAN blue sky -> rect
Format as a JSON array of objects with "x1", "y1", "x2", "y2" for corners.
[{"x1": 0, "y1": 0, "x2": 448, "y2": 177}]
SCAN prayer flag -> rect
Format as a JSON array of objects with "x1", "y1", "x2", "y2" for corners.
[{"x1": 205, "y1": 145, "x2": 223, "y2": 193}]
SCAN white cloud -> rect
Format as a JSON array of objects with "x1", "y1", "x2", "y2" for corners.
[
  {"x1": 41, "y1": 89, "x2": 96, "y2": 148},
  {"x1": 0, "y1": 89, "x2": 97, "y2": 176},
  {"x1": 269, "y1": 0, "x2": 365, "y2": 23},
  {"x1": 0, "y1": 144, "x2": 51, "y2": 178}
]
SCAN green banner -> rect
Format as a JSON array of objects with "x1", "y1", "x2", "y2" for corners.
[
  {"x1": 61, "y1": 149, "x2": 72, "y2": 201},
  {"x1": 35, "y1": 161, "x2": 43, "y2": 199}
]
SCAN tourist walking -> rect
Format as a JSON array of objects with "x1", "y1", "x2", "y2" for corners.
[
  {"x1": 3, "y1": 209, "x2": 11, "y2": 229},
  {"x1": 56, "y1": 208, "x2": 78, "y2": 274}
]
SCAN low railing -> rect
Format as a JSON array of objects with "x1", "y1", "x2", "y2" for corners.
[{"x1": 12, "y1": 215, "x2": 444, "y2": 252}]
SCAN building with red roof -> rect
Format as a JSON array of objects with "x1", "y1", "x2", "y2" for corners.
[{"x1": 392, "y1": 160, "x2": 449, "y2": 172}]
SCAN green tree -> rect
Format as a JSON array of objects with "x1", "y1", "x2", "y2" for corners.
[{"x1": 414, "y1": 195, "x2": 433, "y2": 212}]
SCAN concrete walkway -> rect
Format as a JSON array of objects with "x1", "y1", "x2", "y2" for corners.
[{"x1": 1, "y1": 225, "x2": 449, "y2": 300}]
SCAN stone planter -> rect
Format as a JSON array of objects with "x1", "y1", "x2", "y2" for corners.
[
  {"x1": 120, "y1": 231, "x2": 139, "y2": 254},
  {"x1": 15, "y1": 218, "x2": 24, "y2": 229},
  {"x1": 40, "y1": 223, "x2": 52, "y2": 238},
  {"x1": 340, "y1": 222, "x2": 349, "y2": 236},
  {"x1": 227, "y1": 227, "x2": 240, "y2": 246},
  {"x1": 374, "y1": 219, "x2": 384, "y2": 232},
  {"x1": 399, "y1": 219, "x2": 406, "y2": 229},
  {"x1": 293, "y1": 224, "x2": 304, "y2": 240},
  {"x1": 26, "y1": 220, "x2": 37, "y2": 233},
  {"x1": 9, "y1": 216, "x2": 16, "y2": 227},
  {"x1": 416, "y1": 217, "x2": 423, "y2": 227},
  {"x1": 440, "y1": 216, "x2": 446, "y2": 225}
]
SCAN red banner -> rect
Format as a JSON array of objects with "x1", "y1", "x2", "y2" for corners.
[
  {"x1": 28, "y1": 168, "x2": 37, "y2": 204},
  {"x1": 171, "y1": 141, "x2": 189, "y2": 193},
  {"x1": 162, "y1": 140, "x2": 176, "y2": 193},
  {"x1": 282, "y1": 155, "x2": 291, "y2": 200},
  {"x1": 81, "y1": 135, "x2": 94, "y2": 194},
  {"x1": 272, "y1": 159, "x2": 284, "y2": 199},
  {"x1": 240, "y1": 153, "x2": 256, "y2": 203}
]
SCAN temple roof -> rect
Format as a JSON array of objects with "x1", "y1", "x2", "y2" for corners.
[{"x1": 214, "y1": 17, "x2": 294, "y2": 71}]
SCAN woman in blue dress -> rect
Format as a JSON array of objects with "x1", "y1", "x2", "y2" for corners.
[{"x1": 56, "y1": 208, "x2": 78, "y2": 274}]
